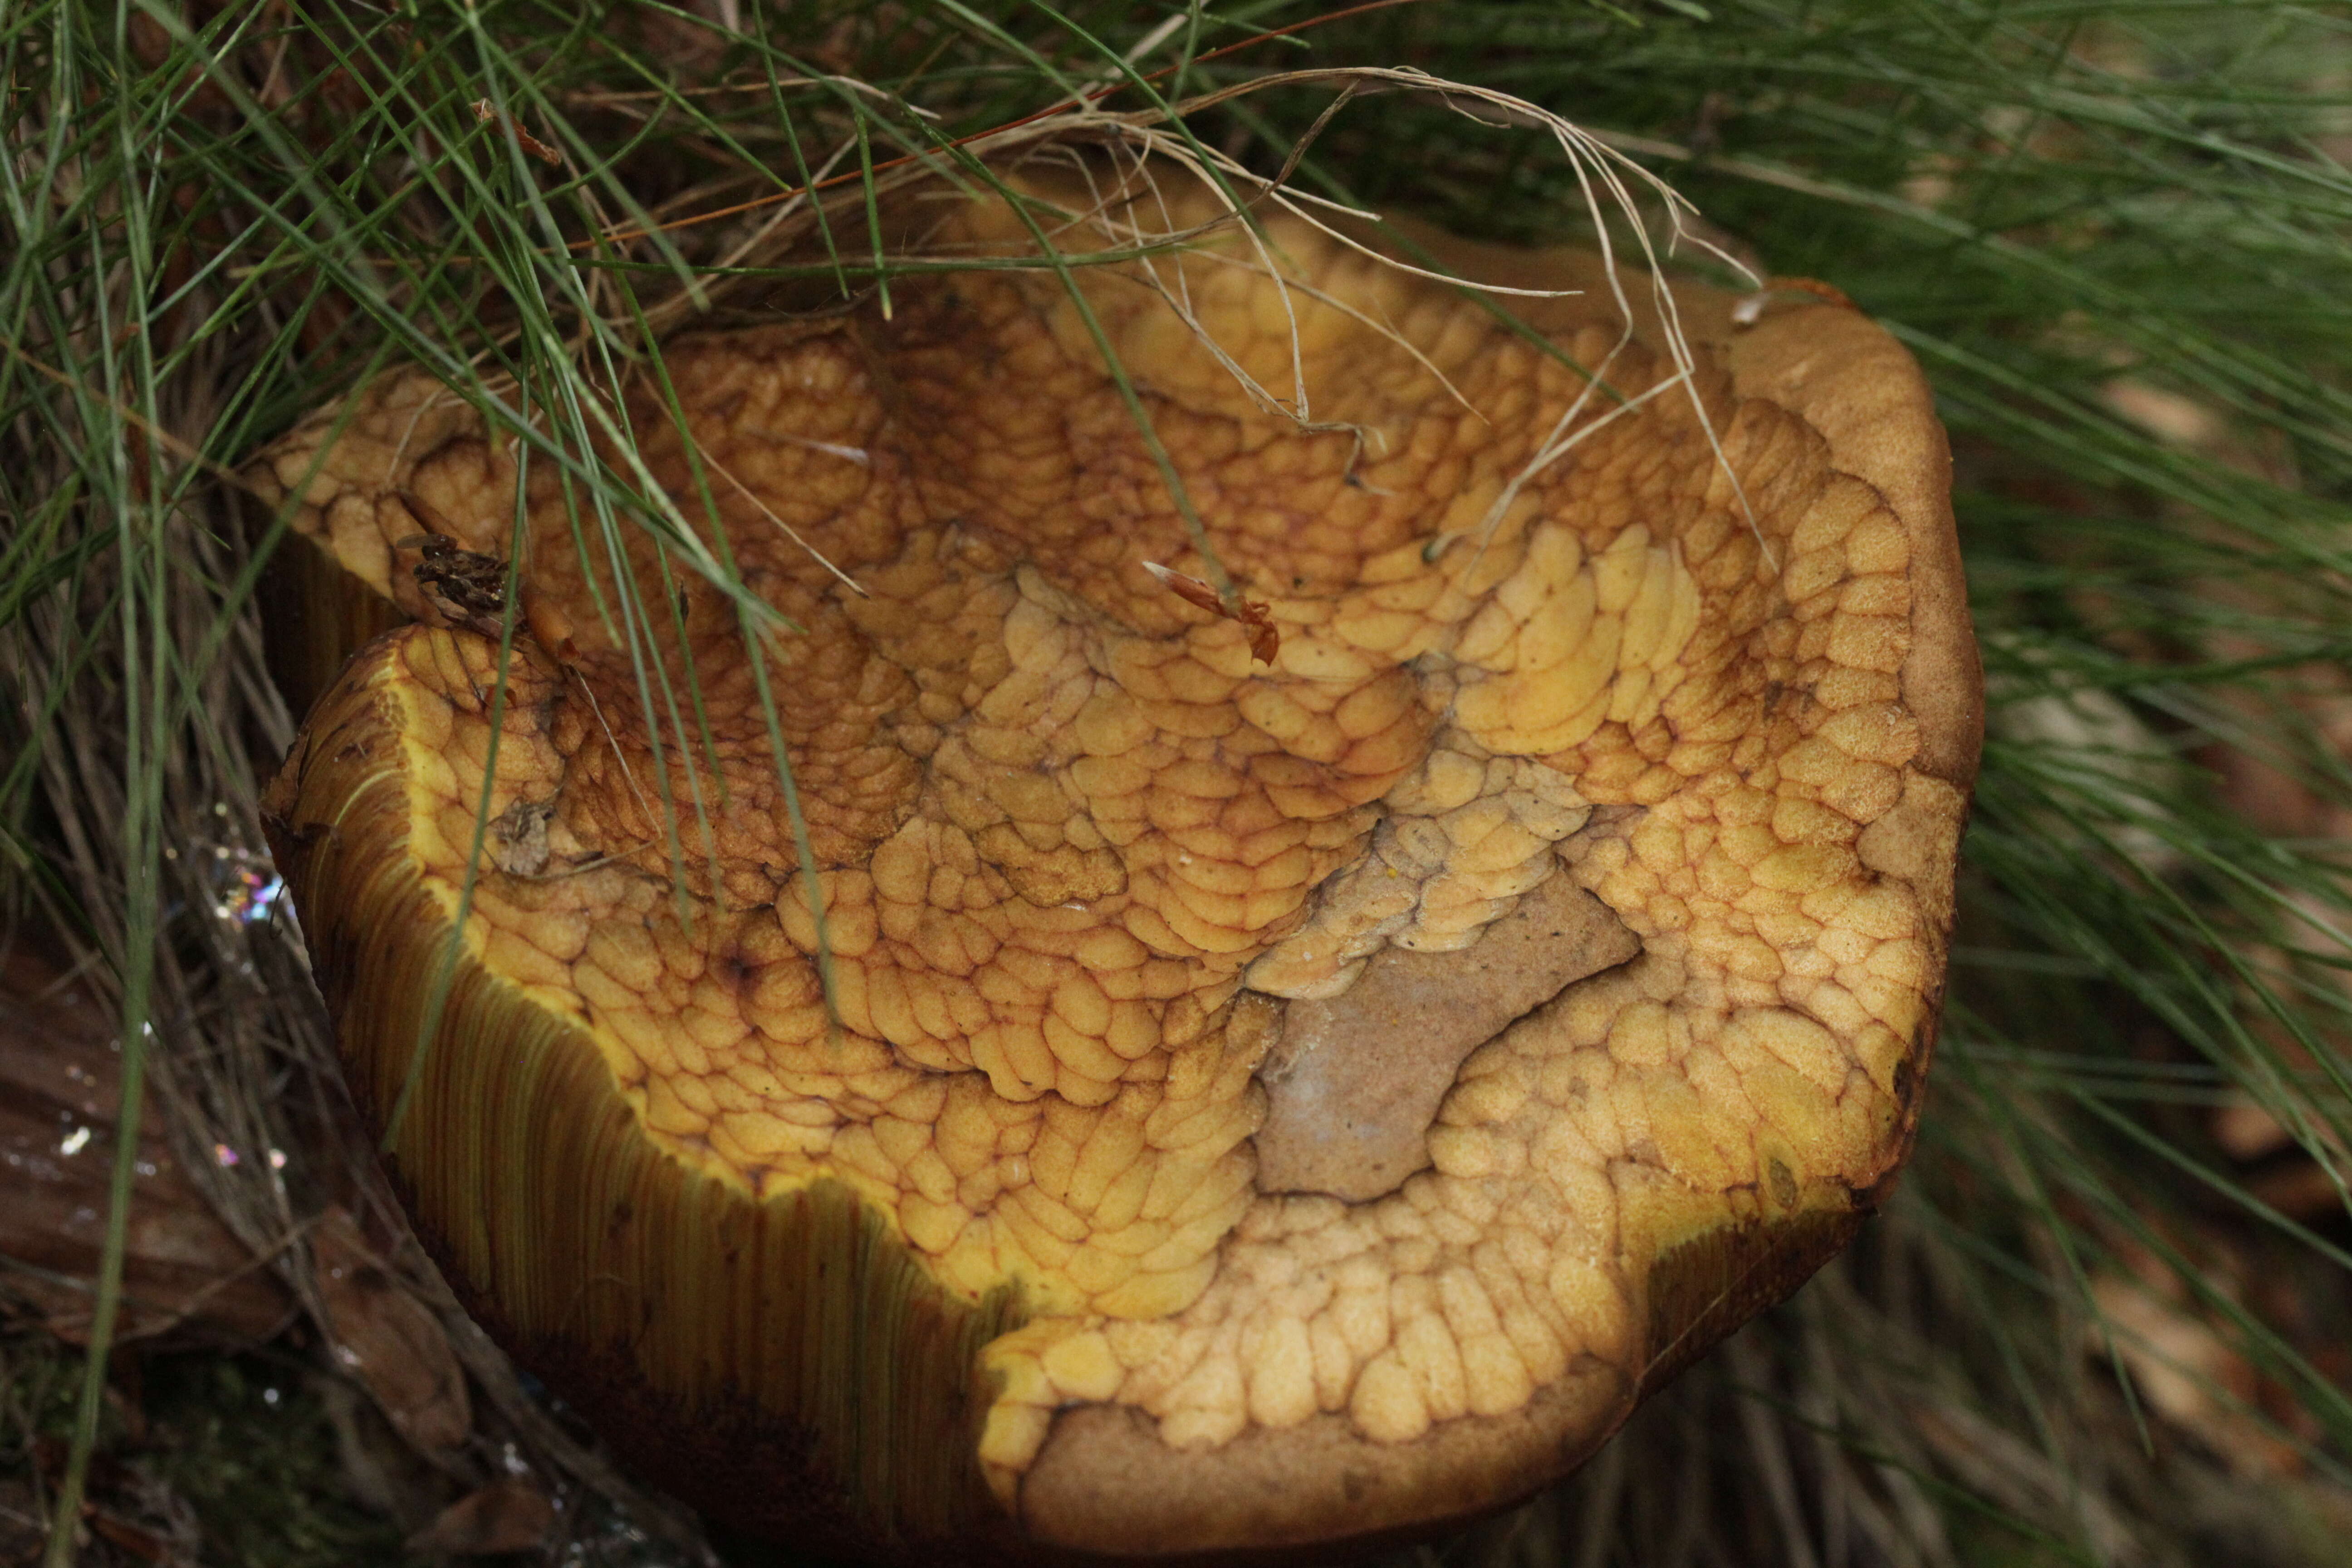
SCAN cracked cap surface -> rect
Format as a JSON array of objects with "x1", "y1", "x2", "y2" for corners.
[{"x1": 257, "y1": 166, "x2": 1978, "y2": 1556}]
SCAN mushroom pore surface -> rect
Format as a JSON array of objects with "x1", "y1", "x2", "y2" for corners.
[{"x1": 258, "y1": 177, "x2": 1976, "y2": 1553}]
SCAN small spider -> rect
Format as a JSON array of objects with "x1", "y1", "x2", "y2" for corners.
[{"x1": 396, "y1": 491, "x2": 508, "y2": 634}]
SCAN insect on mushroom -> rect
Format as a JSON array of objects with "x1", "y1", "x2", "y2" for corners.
[{"x1": 394, "y1": 492, "x2": 509, "y2": 637}]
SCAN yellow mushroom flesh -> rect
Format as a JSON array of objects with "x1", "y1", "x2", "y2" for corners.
[{"x1": 258, "y1": 180, "x2": 1972, "y2": 1549}]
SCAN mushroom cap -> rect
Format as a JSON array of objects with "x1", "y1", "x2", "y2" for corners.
[{"x1": 257, "y1": 165, "x2": 1978, "y2": 1561}]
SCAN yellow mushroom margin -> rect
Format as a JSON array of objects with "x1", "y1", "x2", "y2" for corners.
[{"x1": 255, "y1": 170, "x2": 1977, "y2": 1556}]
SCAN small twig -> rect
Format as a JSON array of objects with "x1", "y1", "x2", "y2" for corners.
[
  {"x1": 471, "y1": 98, "x2": 562, "y2": 166},
  {"x1": 1142, "y1": 560, "x2": 1278, "y2": 664}
]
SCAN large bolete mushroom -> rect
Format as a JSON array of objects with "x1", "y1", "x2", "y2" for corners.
[{"x1": 255, "y1": 166, "x2": 1978, "y2": 1562}]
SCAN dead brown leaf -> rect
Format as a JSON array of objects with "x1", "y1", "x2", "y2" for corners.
[
  {"x1": 2090, "y1": 1246, "x2": 2308, "y2": 1478},
  {"x1": 0, "y1": 949, "x2": 294, "y2": 1345},
  {"x1": 412, "y1": 1477, "x2": 558, "y2": 1555},
  {"x1": 85, "y1": 1507, "x2": 170, "y2": 1563},
  {"x1": 313, "y1": 1205, "x2": 472, "y2": 1451}
]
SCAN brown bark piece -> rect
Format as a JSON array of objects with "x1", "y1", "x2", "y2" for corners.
[{"x1": 1252, "y1": 875, "x2": 1640, "y2": 1201}]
